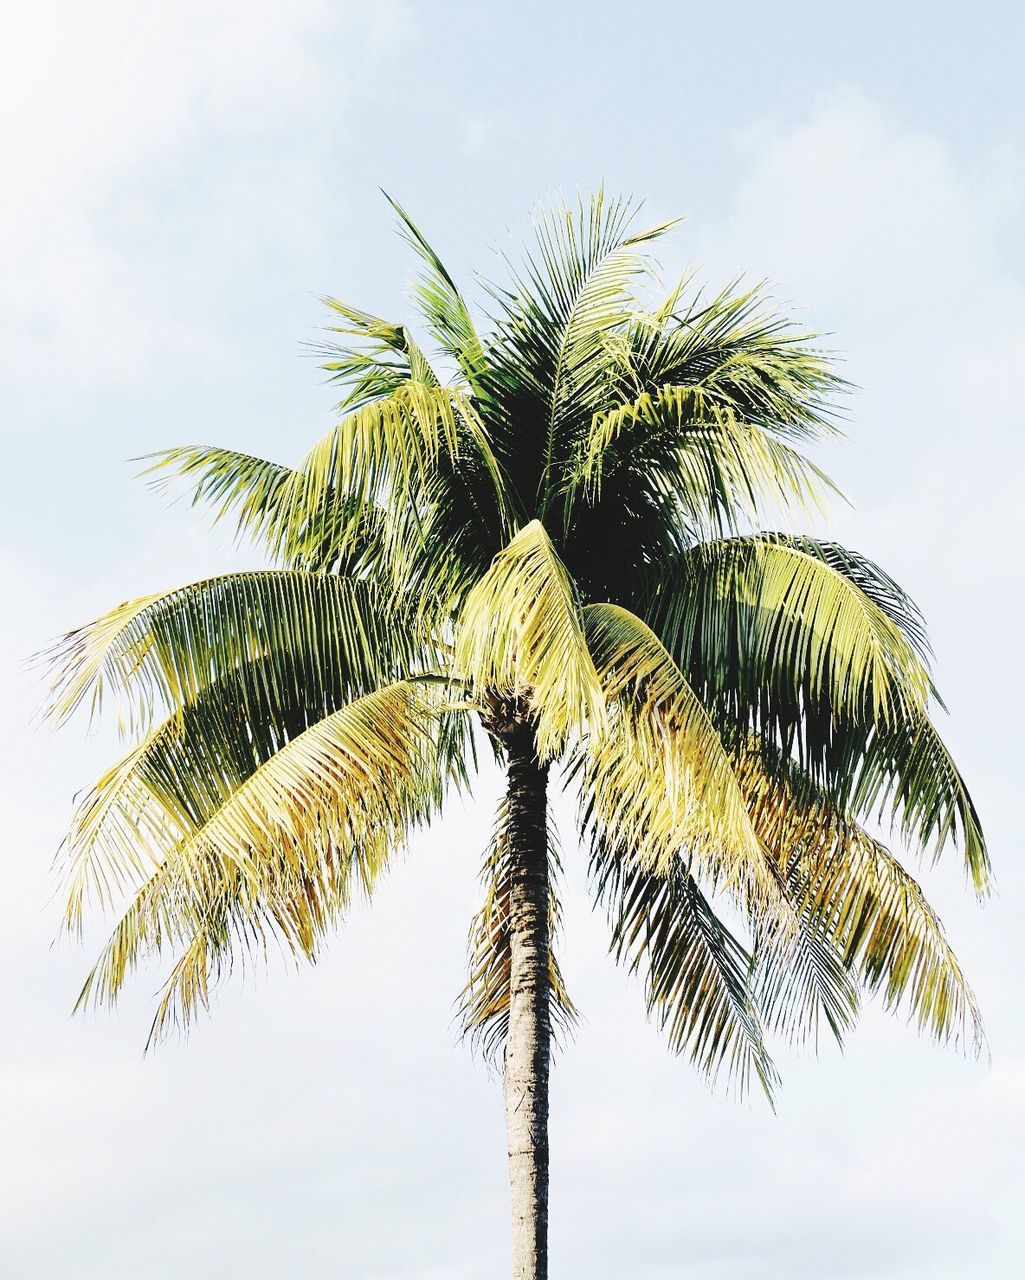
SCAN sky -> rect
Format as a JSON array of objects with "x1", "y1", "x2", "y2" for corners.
[{"x1": 2, "y1": 2, "x2": 1024, "y2": 1276}]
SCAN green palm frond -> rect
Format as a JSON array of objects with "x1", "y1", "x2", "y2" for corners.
[
  {"x1": 45, "y1": 571, "x2": 417, "y2": 731},
  {"x1": 480, "y1": 190, "x2": 679, "y2": 516},
  {"x1": 658, "y1": 533, "x2": 933, "y2": 729},
  {"x1": 145, "y1": 444, "x2": 390, "y2": 574},
  {"x1": 590, "y1": 839, "x2": 777, "y2": 1100},
  {"x1": 143, "y1": 444, "x2": 294, "y2": 542},
  {"x1": 281, "y1": 382, "x2": 508, "y2": 593},
  {"x1": 290, "y1": 381, "x2": 496, "y2": 525},
  {"x1": 61, "y1": 647, "x2": 473, "y2": 931},
  {"x1": 738, "y1": 745, "x2": 983, "y2": 1050},
  {"x1": 384, "y1": 193, "x2": 487, "y2": 384},
  {"x1": 846, "y1": 707, "x2": 990, "y2": 893},
  {"x1": 580, "y1": 603, "x2": 768, "y2": 901},
  {"x1": 317, "y1": 296, "x2": 443, "y2": 403},
  {"x1": 461, "y1": 797, "x2": 576, "y2": 1061},
  {"x1": 654, "y1": 534, "x2": 986, "y2": 890},
  {"x1": 76, "y1": 682, "x2": 457, "y2": 1039},
  {"x1": 618, "y1": 279, "x2": 843, "y2": 441},
  {"x1": 455, "y1": 521, "x2": 606, "y2": 759},
  {"x1": 570, "y1": 389, "x2": 836, "y2": 536}
]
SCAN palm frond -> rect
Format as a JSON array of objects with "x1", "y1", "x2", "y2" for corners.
[
  {"x1": 580, "y1": 603, "x2": 769, "y2": 901},
  {"x1": 143, "y1": 444, "x2": 294, "y2": 541},
  {"x1": 572, "y1": 388, "x2": 836, "y2": 535},
  {"x1": 846, "y1": 707, "x2": 990, "y2": 893},
  {"x1": 736, "y1": 744, "x2": 983, "y2": 1051},
  {"x1": 45, "y1": 571, "x2": 417, "y2": 731},
  {"x1": 616, "y1": 278, "x2": 844, "y2": 441},
  {"x1": 318, "y1": 296, "x2": 443, "y2": 403},
  {"x1": 61, "y1": 644, "x2": 473, "y2": 931},
  {"x1": 590, "y1": 839, "x2": 777, "y2": 1100},
  {"x1": 454, "y1": 521, "x2": 606, "y2": 759},
  {"x1": 658, "y1": 533, "x2": 933, "y2": 730},
  {"x1": 143, "y1": 445, "x2": 388, "y2": 573},
  {"x1": 480, "y1": 190, "x2": 679, "y2": 516},
  {"x1": 384, "y1": 193, "x2": 487, "y2": 384},
  {"x1": 655, "y1": 534, "x2": 987, "y2": 890},
  {"x1": 281, "y1": 382, "x2": 507, "y2": 588},
  {"x1": 75, "y1": 682, "x2": 459, "y2": 1038},
  {"x1": 460, "y1": 797, "x2": 576, "y2": 1061}
]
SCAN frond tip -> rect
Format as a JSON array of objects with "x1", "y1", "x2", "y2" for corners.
[{"x1": 590, "y1": 840, "x2": 778, "y2": 1101}]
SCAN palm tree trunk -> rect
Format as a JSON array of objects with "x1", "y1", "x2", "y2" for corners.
[{"x1": 503, "y1": 722, "x2": 551, "y2": 1280}]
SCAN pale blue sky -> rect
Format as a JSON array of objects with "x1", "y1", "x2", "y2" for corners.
[{"x1": 2, "y1": 4, "x2": 1023, "y2": 1278}]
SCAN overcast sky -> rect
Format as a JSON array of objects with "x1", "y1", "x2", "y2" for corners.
[{"x1": 2, "y1": 3, "x2": 1024, "y2": 1277}]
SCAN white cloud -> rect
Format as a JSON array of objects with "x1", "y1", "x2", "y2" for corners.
[{"x1": 0, "y1": 1, "x2": 413, "y2": 383}]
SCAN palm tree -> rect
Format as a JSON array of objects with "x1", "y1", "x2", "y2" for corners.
[{"x1": 48, "y1": 192, "x2": 988, "y2": 1280}]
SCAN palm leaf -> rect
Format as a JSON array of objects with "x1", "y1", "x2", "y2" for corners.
[
  {"x1": 658, "y1": 533, "x2": 933, "y2": 728},
  {"x1": 319, "y1": 295, "x2": 443, "y2": 400},
  {"x1": 738, "y1": 745, "x2": 983, "y2": 1050},
  {"x1": 76, "y1": 682, "x2": 458, "y2": 1038},
  {"x1": 479, "y1": 190, "x2": 678, "y2": 516},
  {"x1": 655, "y1": 534, "x2": 987, "y2": 889},
  {"x1": 616, "y1": 278, "x2": 843, "y2": 441},
  {"x1": 573, "y1": 388, "x2": 836, "y2": 535},
  {"x1": 590, "y1": 839, "x2": 777, "y2": 1100},
  {"x1": 580, "y1": 603, "x2": 769, "y2": 902},
  {"x1": 460, "y1": 797, "x2": 576, "y2": 1061},
  {"x1": 454, "y1": 520, "x2": 606, "y2": 759},
  {"x1": 384, "y1": 193, "x2": 487, "y2": 384},
  {"x1": 45, "y1": 571, "x2": 417, "y2": 731}
]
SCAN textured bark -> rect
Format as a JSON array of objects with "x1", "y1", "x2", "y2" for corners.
[{"x1": 503, "y1": 723, "x2": 551, "y2": 1280}]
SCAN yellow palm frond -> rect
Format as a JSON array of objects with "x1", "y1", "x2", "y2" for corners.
[
  {"x1": 74, "y1": 683, "x2": 454, "y2": 1034},
  {"x1": 573, "y1": 386, "x2": 835, "y2": 529},
  {"x1": 454, "y1": 521, "x2": 606, "y2": 759},
  {"x1": 737, "y1": 747, "x2": 983, "y2": 1051},
  {"x1": 580, "y1": 603, "x2": 770, "y2": 903}
]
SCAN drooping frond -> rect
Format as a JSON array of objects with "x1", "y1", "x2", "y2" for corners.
[
  {"x1": 737, "y1": 744, "x2": 983, "y2": 1051},
  {"x1": 579, "y1": 603, "x2": 768, "y2": 901},
  {"x1": 658, "y1": 533, "x2": 934, "y2": 728},
  {"x1": 654, "y1": 534, "x2": 988, "y2": 890},
  {"x1": 76, "y1": 683, "x2": 459, "y2": 1038},
  {"x1": 846, "y1": 707, "x2": 990, "y2": 893},
  {"x1": 590, "y1": 839, "x2": 777, "y2": 1100},
  {"x1": 454, "y1": 521, "x2": 606, "y2": 759},
  {"x1": 61, "y1": 640, "x2": 472, "y2": 931},
  {"x1": 45, "y1": 571, "x2": 418, "y2": 731},
  {"x1": 460, "y1": 797, "x2": 576, "y2": 1061}
]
